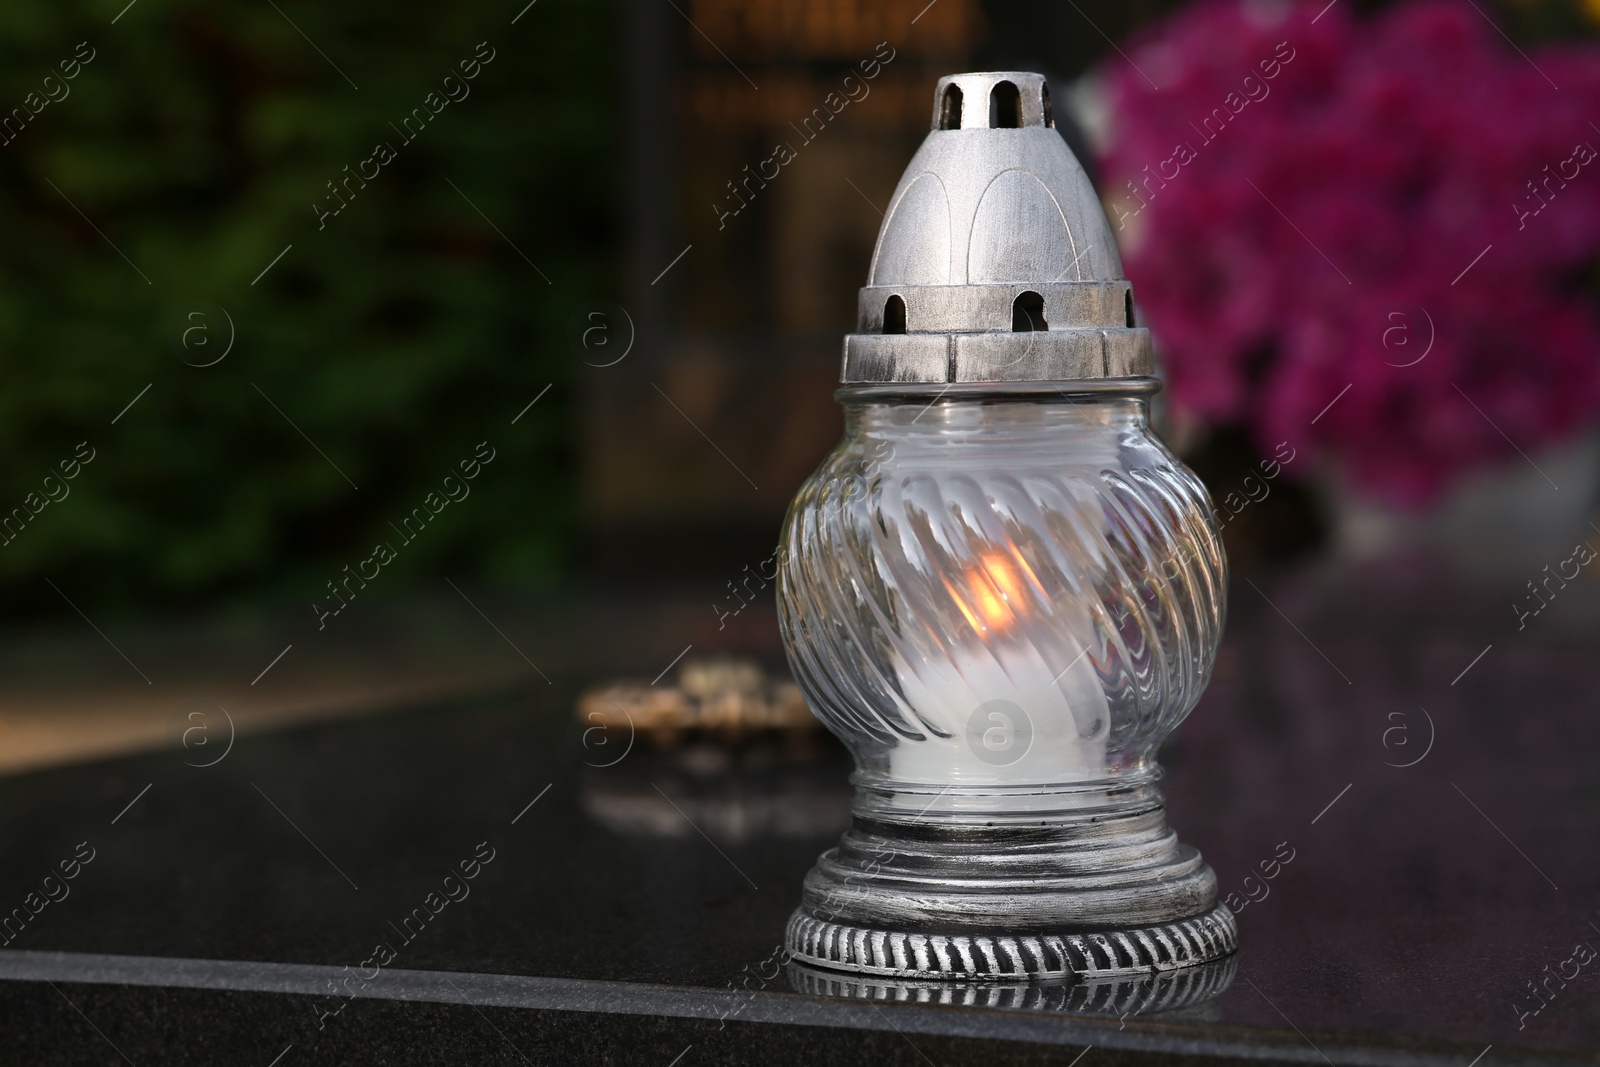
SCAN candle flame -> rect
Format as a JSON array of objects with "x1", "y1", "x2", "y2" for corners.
[{"x1": 944, "y1": 548, "x2": 1044, "y2": 636}]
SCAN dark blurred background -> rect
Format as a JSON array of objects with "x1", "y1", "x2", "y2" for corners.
[
  {"x1": 3, "y1": 0, "x2": 1600, "y2": 779},
  {"x1": 2, "y1": 0, "x2": 1597, "y2": 618}
]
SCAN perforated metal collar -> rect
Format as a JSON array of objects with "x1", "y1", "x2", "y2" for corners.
[{"x1": 842, "y1": 71, "x2": 1153, "y2": 386}]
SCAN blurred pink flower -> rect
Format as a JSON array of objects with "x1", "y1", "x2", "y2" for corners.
[{"x1": 1098, "y1": 0, "x2": 1600, "y2": 504}]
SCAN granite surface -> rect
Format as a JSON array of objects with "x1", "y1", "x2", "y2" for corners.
[{"x1": 1, "y1": 558, "x2": 1597, "y2": 1064}]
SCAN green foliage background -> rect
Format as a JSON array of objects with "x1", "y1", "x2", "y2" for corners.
[{"x1": 0, "y1": 0, "x2": 611, "y2": 615}]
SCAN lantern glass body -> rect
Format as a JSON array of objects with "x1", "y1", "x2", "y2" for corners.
[{"x1": 779, "y1": 387, "x2": 1225, "y2": 822}]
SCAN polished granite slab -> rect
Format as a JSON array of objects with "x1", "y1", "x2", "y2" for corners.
[{"x1": 1, "y1": 558, "x2": 1597, "y2": 1064}]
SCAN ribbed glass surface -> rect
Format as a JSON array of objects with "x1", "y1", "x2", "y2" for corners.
[{"x1": 778, "y1": 392, "x2": 1226, "y2": 814}]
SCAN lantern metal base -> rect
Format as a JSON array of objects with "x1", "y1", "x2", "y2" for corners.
[{"x1": 784, "y1": 810, "x2": 1236, "y2": 982}]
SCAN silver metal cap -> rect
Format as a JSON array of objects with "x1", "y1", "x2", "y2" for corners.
[{"x1": 842, "y1": 71, "x2": 1153, "y2": 385}]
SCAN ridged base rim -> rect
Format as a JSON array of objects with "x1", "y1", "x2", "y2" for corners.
[
  {"x1": 784, "y1": 904, "x2": 1236, "y2": 982},
  {"x1": 787, "y1": 952, "x2": 1237, "y2": 1017}
]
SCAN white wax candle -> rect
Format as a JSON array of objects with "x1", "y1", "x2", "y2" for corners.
[{"x1": 886, "y1": 548, "x2": 1111, "y2": 802}]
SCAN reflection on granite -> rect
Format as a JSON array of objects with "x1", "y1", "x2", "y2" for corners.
[
  {"x1": 580, "y1": 743, "x2": 851, "y2": 844},
  {"x1": 1165, "y1": 554, "x2": 1600, "y2": 1056},
  {"x1": 0, "y1": 556, "x2": 1597, "y2": 1062}
]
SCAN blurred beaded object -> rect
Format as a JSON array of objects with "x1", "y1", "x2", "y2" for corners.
[{"x1": 576, "y1": 656, "x2": 821, "y2": 749}]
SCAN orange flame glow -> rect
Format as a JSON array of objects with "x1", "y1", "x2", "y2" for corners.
[{"x1": 943, "y1": 548, "x2": 1043, "y2": 636}]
